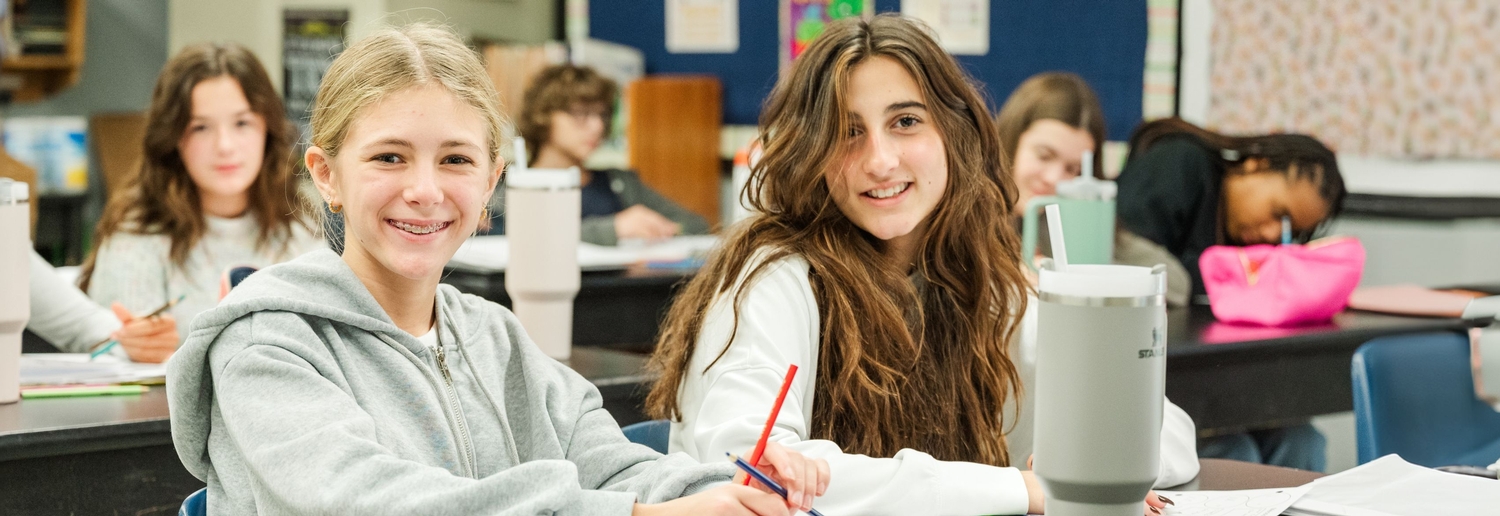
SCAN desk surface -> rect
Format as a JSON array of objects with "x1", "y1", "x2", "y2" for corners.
[
  {"x1": 1167, "y1": 304, "x2": 1469, "y2": 432},
  {"x1": 0, "y1": 347, "x2": 651, "y2": 461},
  {"x1": 1185, "y1": 458, "x2": 1325, "y2": 491}
]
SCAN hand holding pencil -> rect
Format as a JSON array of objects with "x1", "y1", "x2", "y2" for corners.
[
  {"x1": 87, "y1": 296, "x2": 182, "y2": 363},
  {"x1": 108, "y1": 302, "x2": 179, "y2": 363}
]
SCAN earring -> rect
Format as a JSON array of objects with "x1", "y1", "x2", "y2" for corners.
[
  {"x1": 329, "y1": 203, "x2": 342, "y2": 214},
  {"x1": 481, "y1": 206, "x2": 490, "y2": 221}
]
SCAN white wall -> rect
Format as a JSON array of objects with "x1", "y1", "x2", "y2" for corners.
[
  {"x1": 1331, "y1": 216, "x2": 1500, "y2": 288},
  {"x1": 169, "y1": 0, "x2": 556, "y2": 93}
]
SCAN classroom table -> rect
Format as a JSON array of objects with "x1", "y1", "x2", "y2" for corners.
[
  {"x1": 442, "y1": 265, "x2": 688, "y2": 351},
  {"x1": 1171, "y1": 458, "x2": 1325, "y2": 491},
  {"x1": 0, "y1": 346, "x2": 654, "y2": 515},
  {"x1": 443, "y1": 266, "x2": 1481, "y2": 434},
  {"x1": 1165, "y1": 305, "x2": 1471, "y2": 434}
]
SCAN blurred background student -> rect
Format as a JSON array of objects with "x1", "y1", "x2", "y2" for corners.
[
  {"x1": 78, "y1": 42, "x2": 322, "y2": 343},
  {"x1": 486, "y1": 64, "x2": 709, "y2": 245},
  {"x1": 1115, "y1": 117, "x2": 1348, "y2": 471},
  {"x1": 995, "y1": 72, "x2": 1191, "y2": 306}
]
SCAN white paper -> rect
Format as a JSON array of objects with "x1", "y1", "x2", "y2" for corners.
[
  {"x1": 20, "y1": 354, "x2": 168, "y2": 386},
  {"x1": 448, "y1": 235, "x2": 720, "y2": 272},
  {"x1": 1155, "y1": 486, "x2": 1310, "y2": 516},
  {"x1": 1289, "y1": 455, "x2": 1500, "y2": 516},
  {"x1": 901, "y1": 0, "x2": 989, "y2": 55},
  {"x1": 666, "y1": 0, "x2": 738, "y2": 53}
]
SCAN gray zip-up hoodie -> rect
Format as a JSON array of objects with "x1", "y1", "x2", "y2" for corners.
[{"x1": 168, "y1": 249, "x2": 732, "y2": 515}]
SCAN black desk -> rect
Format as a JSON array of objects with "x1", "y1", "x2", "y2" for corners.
[
  {"x1": 0, "y1": 347, "x2": 655, "y2": 515},
  {"x1": 1166, "y1": 304, "x2": 1469, "y2": 434},
  {"x1": 442, "y1": 266, "x2": 690, "y2": 351}
]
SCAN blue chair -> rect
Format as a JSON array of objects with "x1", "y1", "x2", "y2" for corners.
[
  {"x1": 622, "y1": 419, "x2": 671, "y2": 454},
  {"x1": 179, "y1": 487, "x2": 206, "y2": 516},
  {"x1": 1351, "y1": 331, "x2": 1500, "y2": 467}
]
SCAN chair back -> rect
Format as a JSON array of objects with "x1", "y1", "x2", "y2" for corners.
[
  {"x1": 1352, "y1": 331, "x2": 1500, "y2": 466},
  {"x1": 621, "y1": 419, "x2": 671, "y2": 454},
  {"x1": 178, "y1": 487, "x2": 206, "y2": 516}
]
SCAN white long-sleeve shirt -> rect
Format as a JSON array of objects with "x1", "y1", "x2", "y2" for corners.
[
  {"x1": 669, "y1": 252, "x2": 1199, "y2": 516},
  {"x1": 28, "y1": 249, "x2": 119, "y2": 353}
]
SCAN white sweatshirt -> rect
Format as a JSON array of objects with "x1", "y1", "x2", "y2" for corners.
[{"x1": 669, "y1": 252, "x2": 1199, "y2": 516}]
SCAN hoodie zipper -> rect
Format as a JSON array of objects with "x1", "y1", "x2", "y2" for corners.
[{"x1": 431, "y1": 340, "x2": 478, "y2": 478}]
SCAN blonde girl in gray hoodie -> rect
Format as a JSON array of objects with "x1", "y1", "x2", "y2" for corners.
[{"x1": 167, "y1": 23, "x2": 827, "y2": 516}]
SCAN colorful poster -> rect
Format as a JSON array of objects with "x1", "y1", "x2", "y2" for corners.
[{"x1": 781, "y1": 0, "x2": 872, "y2": 67}]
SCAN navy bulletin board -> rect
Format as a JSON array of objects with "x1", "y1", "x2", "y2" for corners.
[{"x1": 589, "y1": 0, "x2": 1148, "y2": 141}]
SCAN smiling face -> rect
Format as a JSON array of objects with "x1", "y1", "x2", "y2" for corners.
[
  {"x1": 177, "y1": 75, "x2": 267, "y2": 217},
  {"x1": 309, "y1": 84, "x2": 502, "y2": 284},
  {"x1": 825, "y1": 56, "x2": 948, "y2": 256},
  {"x1": 1011, "y1": 118, "x2": 1096, "y2": 212}
]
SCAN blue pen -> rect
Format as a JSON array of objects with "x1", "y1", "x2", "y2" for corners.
[
  {"x1": 1281, "y1": 216, "x2": 1292, "y2": 245},
  {"x1": 727, "y1": 453, "x2": 826, "y2": 516}
]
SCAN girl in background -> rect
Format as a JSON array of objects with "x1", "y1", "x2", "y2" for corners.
[
  {"x1": 486, "y1": 64, "x2": 709, "y2": 245},
  {"x1": 1116, "y1": 117, "x2": 1347, "y2": 471},
  {"x1": 649, "y1": 15, "x2": 1184, "y2": 515},
  {"x1": 1116, "y1": 117, "x2": 1346, "y2": 300},
  {"x1": 168, "y1": 23, "x2": 825, "y2": 515},
  {"x1": 80, "y1": 42, "x2": 322, "y2": 342},
  {"x1": 995, "y1": 71, "x2": 1190, "y2": 305}
]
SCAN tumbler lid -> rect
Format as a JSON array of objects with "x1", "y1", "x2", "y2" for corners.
[
  {"x1": 507, "y1": 167, "x2": 581, "y2": 190},
  {"x1": 0, "y1": 179, "x2": 28, "y2": 204},
  {"x1": 1037, "y1": 262, "x2": 1165, "y2": 299}
]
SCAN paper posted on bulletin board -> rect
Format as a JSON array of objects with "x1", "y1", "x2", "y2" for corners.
[
  {"x1": 667, "y1": 0, "x2": 739, "y2": 53},
  {"x1": 780, "y1": 0, "x2": 873, "y2": 70},
  {"x1": 901, "y1": 0, "x2": 989, "y2": 55}
]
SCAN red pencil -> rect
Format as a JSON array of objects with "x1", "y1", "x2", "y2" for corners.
[{"x1": 744, "y1": 364, "x2": 799, "y2": 485}]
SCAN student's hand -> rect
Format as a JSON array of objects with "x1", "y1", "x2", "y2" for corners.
[
  {"x1": 1145, "y1": 490, "x2": 1172, "y2": 515},
  {"x1": 732, "y1": 442, "x2": 830, "y2": 513},
  {"x1": 110, "y1": 302, "x2": 178, "y2": 363},
  {"x1": 631, "y1": 484, "x2": 793, "y2": 516},
  {"x1": 615, "y1": 205, "x2": 681, "y2": 241}
]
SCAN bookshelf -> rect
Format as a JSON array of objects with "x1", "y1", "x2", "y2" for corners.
[{"x1": 1, "y1": 0, "x2": 87, "y2": 102}]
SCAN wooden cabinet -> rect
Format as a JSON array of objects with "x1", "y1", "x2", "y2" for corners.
[
  {"x1": 625, "y1": 76, "x2": 722, "y2": 227},
  {"x1": 1, "y1": 0, "x2": 87, "y2": 102}
]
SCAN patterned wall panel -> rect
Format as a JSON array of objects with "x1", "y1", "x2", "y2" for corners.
[{"x1": 1207, "y1": 0, "x2": 1500, "y2": 159}]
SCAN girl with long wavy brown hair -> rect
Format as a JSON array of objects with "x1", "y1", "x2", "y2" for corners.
[
  {"x1": 647, "y1": 14, "x2": 1171, "y2": 516},
  {"x1": 78, "y1": 42, "x2": 322, "y2": 358}
]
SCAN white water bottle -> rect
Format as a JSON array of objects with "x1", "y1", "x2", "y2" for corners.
[
  {"x1": 1032, "y1": 262, "x2": 1167, "y2": 516},
  {"x1": 0, "y1": 179, "x2": 31, "y2": 404},
  {"x1": 504, "y1": 161, "x2": 581, "y2": 361}
]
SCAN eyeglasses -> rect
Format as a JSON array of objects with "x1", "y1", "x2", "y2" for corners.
[{"x1": 565, "y1": 106, "x2": 609, "y2": 122}]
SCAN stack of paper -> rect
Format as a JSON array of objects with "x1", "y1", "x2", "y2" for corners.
[
  {"x1": 19, "y1": 354, "x2": 168, "y2": 386},
  {"x1": 448, "y1": 235, "x2": 720, "y2": 272},
  {"x1": 1285, "y1": 455, "x2": 1500, "y2": 516},
  {"x1": 1161, "y1": 455, "x2": 1499, "y2": 516}
]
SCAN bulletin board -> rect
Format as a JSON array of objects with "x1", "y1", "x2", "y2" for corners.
[{"x1": 590, "y1": 0, "x2": 1148, "y2": 140}]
